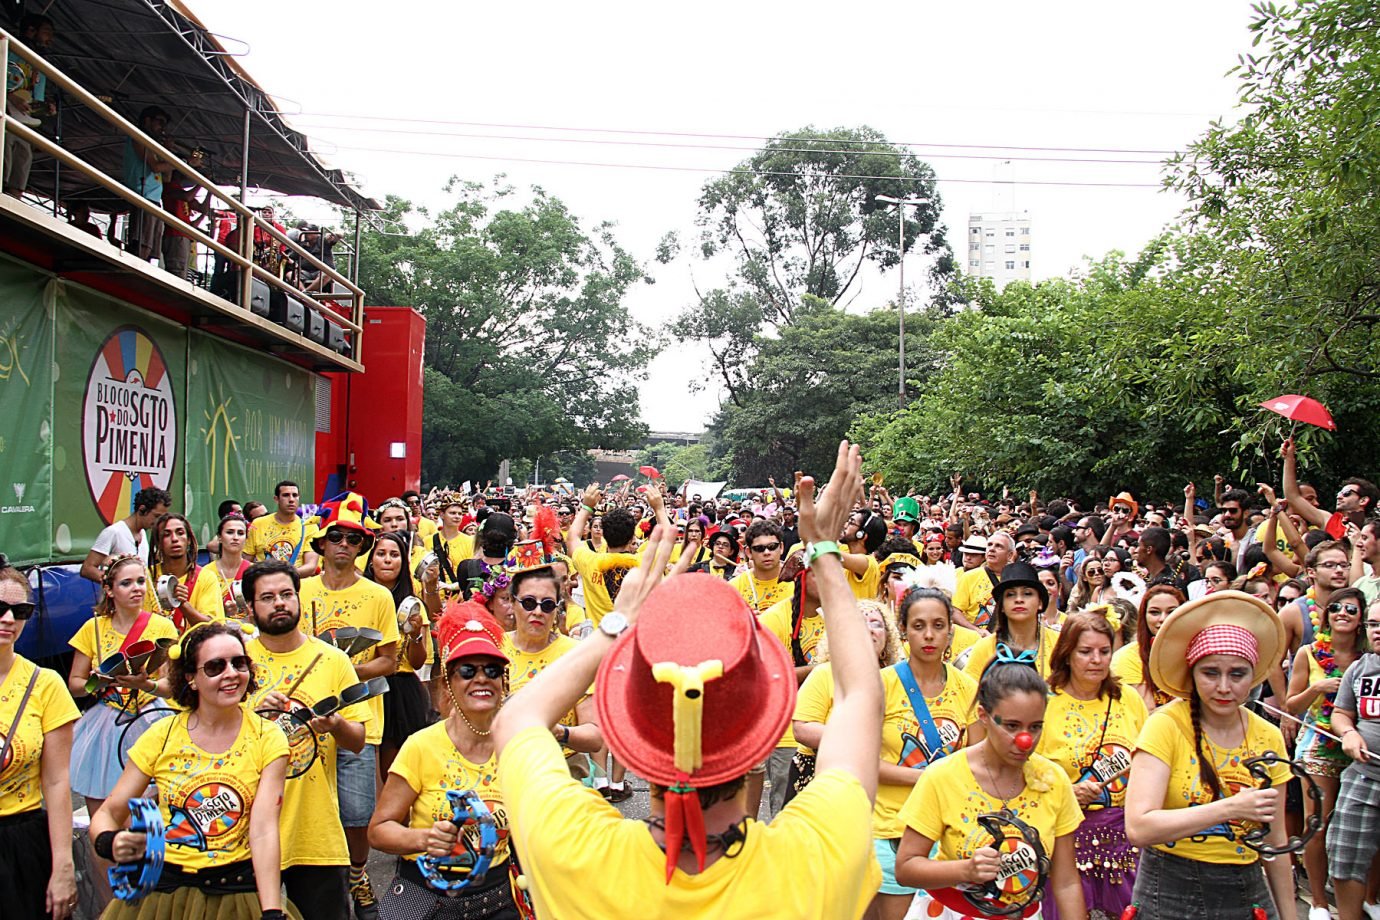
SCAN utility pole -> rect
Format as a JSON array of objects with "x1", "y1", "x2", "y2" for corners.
[{"x1": 875, "y1": 194, "x2": 927, "y2": 409}]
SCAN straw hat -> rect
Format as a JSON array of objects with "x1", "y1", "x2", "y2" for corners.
[{"x1": 1148, "y1": 590, "x2": 1284, "y2": 699}]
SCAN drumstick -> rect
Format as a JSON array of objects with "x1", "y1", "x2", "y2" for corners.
[
  {"x1": 283, "y1": 652, "x2": 324, "y2": 698},
  {"x1": 1253, "y1": 699, "x2": 1344, "y2": 745}
]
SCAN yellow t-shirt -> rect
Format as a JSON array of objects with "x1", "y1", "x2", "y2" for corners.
[
  {"x1": 187, "y1": 561, "x2": 252, "y2": 629},
  {"x1": 245, "y1": 514, "x2": 308, "y2": 564},
  {"x1": 877, "y1": 664, "x2": 979, "y2": 838},
  {"x1": 388, "y1": 720, "x2": 510, "y2": 868},
  {"x1": 0, "y1": 657, "x2": 80, "y2": 817},
  {"x1": 127, "y1": 706, "x2": 289, "y2": 870},
  {"x1": 69, "y1": 613, "x2": 179, "y2": 711},
  {"x1": 1037, "y1": 688, "x2": 1147, "y2": 809},
  {"x1": 141, "y1": 562, "x2": 194, "y2": 615},
  {"x1": 760, "y1": 601, "x2": 825, "y2": 749},
  {"x1": 1134, "y1": 699, "x2": 1289, "y2": 864},
  {"x1": 846, "y1": 553, "x2": 882, "y2": 601},
  {"x1": 952, "y1": 567, "x2": 998, "y2": 629},
  {"x1": 1111, "y1": 642, "x2": 1142, "y2": 686},
  {"x1": 961, "y1": 627, "x2": 1061, "y2": 682},
  {"x1": 900, "y1": 748, "x2": 1081, "y2": 901},
  {"x1": 793, "y1": 662, "x2": 837, "y2": 755},
  {"x1": 431, "y1": 531, "x2": 476, "y2": 581},
  {"x1": 730, "y1": 571, "x2": 795, "y2": 615},
  {"x1": 498, "y1": 726, "x2": 880, "y2": 919},
  {"x1": 501, "y1": 633, "x2": 584, "y2": 729},
  {"x1": 570, "y1": 544, "x2": 641, "y2": 626},
  {"x1": 378, "y1": 580, "x2": 430, "y2": 676},
  {"x1": 245, "y1": 636, "x2": 371, "y2": 867},
  {"x1": 298, "y1": 576, "x2": 400, "y2": 745},
  {"x1": 562, "y1": 601, "x2": 590, "y2": 637},
  {"x1": 417, "y1": 516, "x2": 440, "y2": 545}
]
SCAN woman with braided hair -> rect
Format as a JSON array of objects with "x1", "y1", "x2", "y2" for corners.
[{"x1": 1122, "y1": 591, "x2": 1297, "y2": 920}]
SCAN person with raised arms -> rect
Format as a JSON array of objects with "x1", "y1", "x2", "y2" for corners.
[{"x1": 493, "y1": 441, "x2": 885, "y2": 917}]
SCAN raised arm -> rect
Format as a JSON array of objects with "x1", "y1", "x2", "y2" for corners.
[
  {"x1": 1281, "y1": 439, "x2": 1330, "y2": 530},
  {"x1": 566, "y1": 484, "x2": 601, "y2": 557},
  {"x1": 799, "y1": 441, "x2": 884, "y2": 802}
]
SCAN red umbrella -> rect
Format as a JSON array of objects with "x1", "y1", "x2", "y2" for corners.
[
  {"x1": 639, "y1": 465, "x2": 662, "y2": 480},
  {"x1": 610, "y1": 474, "x2": 630, "y2": 482},
  {"x1": 1260, "y1": 394, "x2": 1337, "y2": 431}
]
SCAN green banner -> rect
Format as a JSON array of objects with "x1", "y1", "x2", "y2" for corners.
[
  {"x1": 51, "y1": 284, "x2": 186, "y2": 561},
  {"x1": 184, "y1": 331, "x2": 315, "y2": 546},
  {"x1": 0, "y1": 259, "x2": 54, "y2": 564}
]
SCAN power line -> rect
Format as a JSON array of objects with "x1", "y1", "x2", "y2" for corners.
[
  {"x1": 317, "y1": 143, "x2": 1165, "y2": 188},
  {"x1": 291, "y1": 110, "x2": 1183, "y2": 157},
  {"x1": 290, "y1": 121, "x2": 1167, "y2": 167}
]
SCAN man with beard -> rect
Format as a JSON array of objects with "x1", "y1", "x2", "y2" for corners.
[
  {"x1": 245, "y1": 559, "x2": 368, "y2": 918},
  {"x1": 298, "y1": 493, "x2": 398, "y2": 920}
]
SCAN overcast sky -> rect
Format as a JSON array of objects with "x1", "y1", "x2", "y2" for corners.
[{"x1": 195, "y1": 0, "x2": 1257, "y2": 433}]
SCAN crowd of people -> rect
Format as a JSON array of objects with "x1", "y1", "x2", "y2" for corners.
[{"x1": 2, "y1": 440, "x2": 1379, "y2": 919}]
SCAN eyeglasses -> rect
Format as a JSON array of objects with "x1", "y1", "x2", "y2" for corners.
[
  {"x1": 454, "y1": 662, "x2": 505, "y2": 680},
  {"x1": 199, "y1": 655, "x2": 251, "y2": 677},
  {"x1": 1314, "y1": 561, "x2": 1350, "y2": 571},
  {"x1": 325, "y1": 530, "x2": 365, "y2": 546},
  {"x1": 255, "y1": 590, "x2": 297, "y2": 605},
  {"x1": 0, "y1": 601, "x2": 35, "y2": 620},
  {"x1": 517, "y1": 596, "x2": 559, "y2": 614},
  {"x1": 750, "y1": 541, "x2": 781, "y2": 554},
  {"x1": 1328, "y1": 602, "x2": 1362, "y2": 616},
  {"x1": 1366, "y1": 620, "x2": 1380, "y2": 630}
]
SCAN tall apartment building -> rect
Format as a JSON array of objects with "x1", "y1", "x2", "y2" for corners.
[{"x1": 966, "y1": 211, "x2": 1032, "y2": 289}]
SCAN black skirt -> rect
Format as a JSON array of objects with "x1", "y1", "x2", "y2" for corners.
[
  {"x1": 382, "y1": 671, "x2": 432, "y2": 746},
  {"x1": 0, "y1": 809, "x2": 52, "y2": 919}
]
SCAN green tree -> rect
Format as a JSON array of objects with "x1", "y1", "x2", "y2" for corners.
[{"x1": 357, "y1": 181, "x2": 653, "y2": 485}]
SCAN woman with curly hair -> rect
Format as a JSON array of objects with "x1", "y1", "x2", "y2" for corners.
[{"x1": 90, "y1": 620, "x2": 296, "y2": 919}]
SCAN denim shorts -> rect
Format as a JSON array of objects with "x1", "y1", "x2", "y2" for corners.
[
  {"x1": 1130, "y1": 845, "x2": 1278, "y2": 919},
  {"x1": 336, "y1": 743, "x2": 377, "y2": 828}
]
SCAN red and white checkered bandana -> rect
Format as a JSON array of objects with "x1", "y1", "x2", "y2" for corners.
[{"x1": 1186, "y1": 623, "x2": 1258, "y2": 667}]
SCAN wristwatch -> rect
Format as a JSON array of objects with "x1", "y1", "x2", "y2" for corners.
[{"x1": 599, "y1": 611, "x2": 630, "y2": 639}]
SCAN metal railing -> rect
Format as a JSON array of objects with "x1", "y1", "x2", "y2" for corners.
[{"x1": 0, "y1": 28, "x2": 364, "y2": 361}]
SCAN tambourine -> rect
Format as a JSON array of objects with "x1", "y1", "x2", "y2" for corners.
[
  {"x1": 931, "y1": 810, "x2": 1049, "y2": 918},
  {"x1": 156, "y1": 574, "x2": 180, "y2": 612},
  {"x1": 109, "y1": 797, "x2": 165, "y2": 901},
  {"x1": 416, "y1": 789, "x2": 498, "y2": 892},
  {"x1": 1242, "y1": 751, "x2": 1322, "y2": 857},
  {"x1": 414, "y1": 552, "x2": 438, "y2": 583},
  {"x1": 253, "y1": 706, "x2": 323, "y2": 780},
  {"x1": 398, "y1": 596, "x2": 423, "y2": 635}
]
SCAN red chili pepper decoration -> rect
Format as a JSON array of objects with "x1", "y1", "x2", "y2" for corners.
[
  {"x1": 1119, "y1": 905, "x2": 1139, "y2": 920},
  {"x1": 662, "y1": 782, "x2": 688, "y2": 883},
  {"x1": 1252, "y1": 907, "x2": 1267, "y2": 920}
]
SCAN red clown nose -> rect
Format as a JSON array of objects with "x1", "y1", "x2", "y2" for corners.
[{"x1": 1014, "y1": 731, "x2": 1035, "y2": 752}]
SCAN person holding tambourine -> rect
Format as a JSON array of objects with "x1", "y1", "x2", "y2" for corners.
[
  {"x1": 0, "y1": 558, "x2": 81, "y2": 919},
  {"x1": 90, "y1": 620, "x2": 296, "y2": 919},
  {"x1": 1038, "y1": 612, "x2": 1147, "y2": 919},
  {"x1": 1122, "y1": 591, "x2": 1297, "y2": 920},
  {"x1": 368, "y1": 609, "x2": 518, "y2": 919},
  {"x1": 894, "y1": 660, "x2": 1086, "y2": 919}
]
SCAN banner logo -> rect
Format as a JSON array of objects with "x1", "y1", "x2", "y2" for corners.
[{"x1": 82, "y1": 326, "x2": 178, "y2": 524}]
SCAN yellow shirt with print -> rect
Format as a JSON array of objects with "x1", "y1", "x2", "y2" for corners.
[
  {"x1": 0, "y1": 657, "x2": 80, "y2": 817},
  {"x1": 731, "y1": 571, "x2": 795, "y2": 615},
  {"x1": 846, "y1": 553, "x2": 882, "y2": 601},
  {"x1": 900, "y1": 748, "x2": 1082, "y2": 870},
  {"x1": 187, "y1": 562, "x2": 252, "y2": 630},
  {"x1": 69, "y1": 613, "x2": 179, "y2": 712},
  {"x1": 760, "y1": 599, "x2": 825, "y2": 749},
  {"x1": 1134, "y1": 699, "x2": 1289, "y2": 864},
  {"x1": 127, "y1": 706, "x2": 289, "y2": 871},
  {"x1": 570, "y1": 544, "x2": 641, "y2": 626},
  {"x1": 502, "y1": 633, "x2": 585, "y2": 731},
  {"x1": 1037, "y1": 687, "x2": 1146, "y2": 809},
  {"x1": 388, "y1": 720, "x2": 510, "y2": 868},
  {"x1": 298, "y1": 575, "x2": 400, "y2": 745},
  {"x1": 245, "y1": 514, "x2": 308, "y2": 563},
  {"x1": 498, "y1": 726, "x2": 880, "y2": 919},
  {"x1": 952, "y1": 566, "x2": 998, "y2": 629},
  {"x1": 961, "y1": 626, "x2": 1061, "y2": 682},
  {"x1": 877, "y1": 664, "x2": 978, "y2": 839},
  {"x1": 246, "y1": 636, "x2": 372, "y2": 867}
]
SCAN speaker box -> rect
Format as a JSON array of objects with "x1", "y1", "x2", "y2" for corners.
[
  {"x1": 247, "y1": 277, "x2": 270, "y2": 318},
  {"x1": 306, "y1": 307, "x2": 327, "y2": 345},
  {"x1": 326, "y1": 321, "x2": 349, "y2": 354},
  {"x1": 269, "y1": 292, "x2": 305, "y2": 335}
]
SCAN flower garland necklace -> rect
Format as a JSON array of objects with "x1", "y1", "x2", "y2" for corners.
[{"x1": 1306, "y1": 587, "x2": 1342, "y2": 733}]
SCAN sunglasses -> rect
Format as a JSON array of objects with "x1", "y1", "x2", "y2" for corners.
[
  {"x1": 1112, "y1": 508, "x2": 1130, "y2": 516},
  {"x1": 0, "y1": 600, "x2": 35, "y2": 620},
  {"x1": 199, "y1": 655, "x2": 251, "y2": 677},
  {"x1": 325, "y1": 530, "x2": 365, "y2": 546},
  {"x1": 1328, "y1": 602, "x2": 1362, "y2": 616},
  {"x1": 454, "y1": 662, "x2": 505, "y2": 680},
  {"x1": 1085, "y1": 567, "x2": 1103, "y2": 576},
  {"x1": 517, "y1": 596, "x2": 559, "y2": 614},
  {"x1": 1339, "y1": 488, "x2": 1360, "y2": 499},
  {"x1": 750, "y1": 541, "x2": 782, "y2": 554}
]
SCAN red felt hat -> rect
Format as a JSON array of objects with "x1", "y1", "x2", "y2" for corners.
[
  {"x1": 436, "y1": 601, "x2": 508, "y2": 666},
  {"x1": 595, "y1": 573, "x2": 795, "y2": 788}
]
